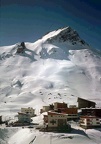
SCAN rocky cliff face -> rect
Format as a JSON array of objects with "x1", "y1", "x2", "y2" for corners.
[{"x1": 45, "y1": 27, "x2": 86, "y2": 45}]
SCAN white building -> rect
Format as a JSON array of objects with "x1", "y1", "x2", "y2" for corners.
[
  {"x1": 18, "y1": 112, "x2": 31, "y2": 123},
  {"x1": 47, "y1": 112, "x2": 67, "y2": 128},
  {"x1": 43, "y1": 106, "x2": 50, "y2": 112},
  {"x1": 21, "y1": 107, "x2": 35, "y2": 117},
  {"x1": 80, "y1": 116, "x2": 101, "y2": 128}
]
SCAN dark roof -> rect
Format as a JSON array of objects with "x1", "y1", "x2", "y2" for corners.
[{"x1": 77, "y1": 97, "x2": 96, "y2": 104}]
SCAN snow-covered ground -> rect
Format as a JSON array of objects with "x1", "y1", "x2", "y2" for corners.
[
  {"x1": 0, "y1": 121, "x2": 101, "y2": 144},
  {"x1": 0, "y1": 26, "x2": 101, "y2": 143}
]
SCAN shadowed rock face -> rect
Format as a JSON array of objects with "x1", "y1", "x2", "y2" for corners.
[
  {"x1": 58, "y1": 27, "x2": 79, "y2": 42},
  {"x1": 17, "y1": 42, "x2": 26, "y2": 53},
  {"x1": 21, "y1": 42, "x2": 26, "y2": 49},
  {"x1": 47, "y1": 27, "x2": 86, "y2": 45}
]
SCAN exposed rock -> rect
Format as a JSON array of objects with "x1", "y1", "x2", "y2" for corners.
[
  {"x1": 47, "y1": 27, "x2": 86, "y2": 45},
  {"x1": 17, "y1": 42, "x2": 26, "y2": 54}
]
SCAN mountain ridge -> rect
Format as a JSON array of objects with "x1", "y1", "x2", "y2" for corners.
[{"x1": 0, "y1": 26, "x2": 101, "y2": 116}]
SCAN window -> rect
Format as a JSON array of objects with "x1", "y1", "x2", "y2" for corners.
[
  {"x1": 50, "y1": 120, "x2": 56, "y2": 125},
  {"x1": 97, "y1": 122, "x2": 100, "y2": 124},
  {"x1": 87, "y1": 119, "x2": 90, "y2": 121}
]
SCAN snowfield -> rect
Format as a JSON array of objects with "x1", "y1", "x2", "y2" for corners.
[
  {"x1": 0, "y1": 122, "x2": 101, "y2": 144},
  {"x1": 0, "y1": 26, "x2": 101, "y2": 144}
]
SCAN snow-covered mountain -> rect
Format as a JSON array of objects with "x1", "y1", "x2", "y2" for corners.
[{"x1": 0, "y1": 26, "x2": 101, "y2": 116}]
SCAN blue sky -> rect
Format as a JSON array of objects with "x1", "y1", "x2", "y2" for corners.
[{"x1": 0, "y1": 0, "x2": 101, "y2": 50}]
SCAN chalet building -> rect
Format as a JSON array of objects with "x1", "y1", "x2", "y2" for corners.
[
  {"x1": 42, "y1": 102, "x2": 78, "y2": 120},
  {"x1": 54, "y1": 102, "x2": 67, "y2": 109},
  {"x1": 80, "y1": 116, "x2": 101, "y2": 129},
  {"x1": 21, "y1": 107, "x2": 35, "y2": 117},
  {"x1": 43, "y1": 111, "x2": 71, "y2": 132},
  {"x1": 81, "y1": 108, "x2": 101, "y2": 118},
  {"x1": 48, "y1": 112, "x2": 67, "y2": 128},
  {"x1": 0, "y1": 116, "x2": 2, "y2": 124},
  {"x1": 53, "y1": 102, "x2": 78, "y2": 120},
  {"x1": 18, "y1": 112, "x2": 31, "y2": 123},
  {"x1": 77, "y1": 97, "x2": 96, "y2": 109}
]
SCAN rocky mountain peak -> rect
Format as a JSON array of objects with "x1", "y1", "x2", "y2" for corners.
[{"x1": 45, "y1": 26, "x2": 86, "y2": 45}]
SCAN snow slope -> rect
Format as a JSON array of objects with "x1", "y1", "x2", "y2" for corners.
[
  {"x1": 8, "y1": 127, "x2": 100, "y2": 144},
  {"x1": 0, "y1": 123, "x2": 101, "y2": 144},
  {"x1": 0, "y1": 26, "x2": 101, "y2": 144},
  {"x1": 0, "y1": 26, "x2": 101, "y2": 117}
]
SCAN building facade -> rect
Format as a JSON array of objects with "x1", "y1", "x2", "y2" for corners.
[
  {"x1": 81, "y1": 108, "x2": 101, "y2": 118},
  {"x1": 40, "y1": 106, "x2": 50, "y2": 113},
  {"x1": 21, "y1": 107, "x2": 35, "y2": 117},
  {"x1": 18, "y1": 112, "x2": 31, "y2": 123},
  {"x1": 80, "y1": 116, "x2": 100, "y2": 128},
  {"x1": 54, "y1": 102, "x2": 67, "y2": 109},
  {"x1": 47, "y1": 112, "x2": 67, "y2": 128},
  {"x1": 40, "y1": 104, "x2": 54, "y2": 113},
  {"x1": 55, "y1": 107, "x2": 78, "y2": 119},
  {"x1": 43, "y1": 111, "x2": 71, "y2": 132}
]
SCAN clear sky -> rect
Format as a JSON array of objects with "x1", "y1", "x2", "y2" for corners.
[{"x1": 0, "y1": 0, "x2": 101, "y2": 50}]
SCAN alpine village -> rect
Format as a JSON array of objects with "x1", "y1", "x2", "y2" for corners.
[{"x1": 0, "y1": 97, "x2": 101, "y2": 132}]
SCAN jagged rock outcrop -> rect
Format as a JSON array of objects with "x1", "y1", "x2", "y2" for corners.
[{"x1": 17, "y1": 42, "x2": 26, "y2": 53}]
